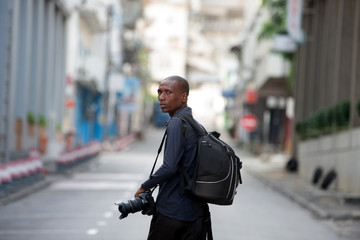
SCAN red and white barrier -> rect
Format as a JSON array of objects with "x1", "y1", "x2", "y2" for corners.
[
  {"x1": 29, "y1": 148, "x2": 45, "y2": 174},
  {"x1": 0, "y1": 164, "x2": 11, "y2": 185},
  {"x1": 56, "y1": 141, "x2": 102, "y2": 167},
  {"x1": 0, "y1": 148, "x2": 44, "y2": 193},
  {"x1": 7, "y1": 161, "x2": 22, "y2": 181},
  {"x1": 112, "y1": 133, "x2": 136, "y2": 151}
]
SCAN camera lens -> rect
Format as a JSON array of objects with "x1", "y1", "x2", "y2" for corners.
[{"x1": 117, "y1": 195, "x2": 147, "y2": 219}]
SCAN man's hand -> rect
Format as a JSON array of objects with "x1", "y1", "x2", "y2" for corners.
[{"x1": 134, "y1": 186, "x2": 146, "y2": 198}]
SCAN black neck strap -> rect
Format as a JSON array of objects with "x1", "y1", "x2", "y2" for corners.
[{"x1": 149, "y1": 129, "x2": 167, "y2": 178}]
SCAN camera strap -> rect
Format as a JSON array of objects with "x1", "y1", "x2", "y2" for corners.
[{"x1": 149, "y1": 129, "x2": 167, "y2": 177}]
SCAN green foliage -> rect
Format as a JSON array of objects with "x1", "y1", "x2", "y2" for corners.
[
  {"x1": 323, "y1": 108, "x2": 335, "y2": 134},
  {"x1": 258, "y1": 22, "x2": 284, "y2": 41},
  {"x1": 38, "y1": 115, "x2": 47, "y2": 127},
  {"x1": 357, "y1": 99, "x2": 360, "y2": 117},
  {"x1": 296, "y1": 100, "x2": 351, "y2": 140},
  {"x1": 259, "y1": 0, "x2": 295, "y2": 89},
  {"x1": 56, "y1": 123, "x2": 62, "y2": 131},
  {"x1": 286, "y1": 57, "x2": 295, "y2": 89},
  {"x1": 304, "y1": 114, "x2": 320, "y2": 139},
  {"x1": 258, "y1": 0, "x2": 287, "y2": 41},
  {"x1": 334, "y1": 100, "x2": 350, "y2": 130},
  {"x1": 137, "y1": 49, "x2": 149, "y2": 82},
  {"x1": 27, "y1": 112, "x2": 36, "y2": 124}
]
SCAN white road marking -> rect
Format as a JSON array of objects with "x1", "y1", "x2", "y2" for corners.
[
  {"x1": 0, "y1": 229, "x2": 84, "y2": 234},
  {"x1": 49, "y1": 173, "x2": 145, "y2": 190},
  {"x1": 49, "y1": 181, "x2": 138, "y2": 190},
  {"x1": 97, "y1": 221, "x2": 107, "y2": 226},
  {"x1": 103, "y1": 211, "x2": 113, "y2": 218},
  {"x1": 86, "y1": 228, "x2": 98, "y2": 235},
  {"x1": 73, "y1": 173, "x2": 145, "y2": 181}
]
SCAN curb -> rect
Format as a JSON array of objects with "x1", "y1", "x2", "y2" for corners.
[
  {"x1": 0, "y1": 135, "x2": 138, "y2": 207},
  {"x1": 247, "y1": 168, "x2": 360, "y2": 221},
  {"x1": 0, "y1": 178, "x2": 52, "y2": 206},
  {"x1": 0, "y1": 155, "x2": 99, "y2": 207}
]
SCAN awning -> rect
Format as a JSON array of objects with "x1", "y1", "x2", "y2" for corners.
[
  {"x1": 258, "y1": 77, "x2": 292, "y2": 97},
  {"x1": 76, "y1": 80, "x2": 100, "y2": 95}
]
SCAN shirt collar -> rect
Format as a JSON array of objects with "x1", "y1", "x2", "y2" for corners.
[
  {"x1": 165, "y1": 107, "x2": 192, "y2": 126},
  {"x1": 173, "y1": 106, "x2": 192, "y2": 117}
]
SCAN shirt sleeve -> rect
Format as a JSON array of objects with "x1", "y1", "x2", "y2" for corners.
[{"x1": 141, "y1": 117, "x2": 185, "y2": 190}]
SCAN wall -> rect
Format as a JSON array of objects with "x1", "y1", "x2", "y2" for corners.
[
  {"x1": 295, "y1": 0, "x2": 360, "y2": 195},
  {"x1": 0, "y1": 0, "x2": 68, "y2": 163},
  {"x1": 299, "y1": 128, "x2": 360, "y2": 195}
]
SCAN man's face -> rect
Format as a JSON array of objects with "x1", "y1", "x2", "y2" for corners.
[{"x1": 157, "y1": 80, "x2": 188, "y2": 117}]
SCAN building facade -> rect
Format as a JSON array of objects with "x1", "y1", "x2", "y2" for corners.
[
  {"x1": 0, "y1": 0, "x2": 69, "y2": 163},
  {"x1": 295, "y1": 0, "x2": 360, "y2": 195},
  {"x1": 0, "y1": 0, "x2": 145, "y2": 182},
  {"x1": 140, "y1": 0, "x2": 189, "y2": 82},
  {"x1": 64, "y1": 0, "x2": 145, "y2": 149},
  {"x1": 226, "y1": 0, "x2": 293, "y2": 154}
]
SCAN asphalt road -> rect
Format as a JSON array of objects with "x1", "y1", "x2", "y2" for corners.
[{"x1": 0, "y1": 127, "x2": 346, "y2": 240}]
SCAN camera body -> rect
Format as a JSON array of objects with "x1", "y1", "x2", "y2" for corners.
[{"x1": 115, "y1": 192, "x2": 155, "y2": 220}]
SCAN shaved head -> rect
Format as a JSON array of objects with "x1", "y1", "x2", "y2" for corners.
[{"x1": 163, "y1": 75, "x2": 189, "y2": 94}]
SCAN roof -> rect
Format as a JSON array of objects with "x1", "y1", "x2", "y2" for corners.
[{"x1": 258, "y1": 77, "x2": 292, "y2": 97}]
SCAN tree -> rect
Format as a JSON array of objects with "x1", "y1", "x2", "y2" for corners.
[{"x1": 258, "y1": 0, "x2": 295, "y2": 88}]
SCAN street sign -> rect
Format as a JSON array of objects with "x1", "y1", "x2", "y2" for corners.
[
  {"x1": 241, "y1": 114, "x2": 258, "y2": 131},
  {"x1": 245, "y1": 89, "x2": 258, "y2": 104}
]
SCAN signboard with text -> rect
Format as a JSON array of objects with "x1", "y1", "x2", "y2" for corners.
[{"x1": 287, "y1": 0, "x2": 305, "y2": 43}]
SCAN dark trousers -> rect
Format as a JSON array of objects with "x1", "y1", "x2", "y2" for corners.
[{"x1": 147, "y1": 212, "x2": 208, "y2": 240}]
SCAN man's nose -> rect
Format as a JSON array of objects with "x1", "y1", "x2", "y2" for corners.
[{"x1": 158, "y1": 92, "x2": 165, "y2": 100}]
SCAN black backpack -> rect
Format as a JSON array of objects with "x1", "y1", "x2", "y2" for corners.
[{"x1": 177, "y1": 114, "x2": 243, "y2": 205}]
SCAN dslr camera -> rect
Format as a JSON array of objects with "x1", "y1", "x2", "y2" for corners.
[{"x1": 115, "y1": 192, "x2": 155, "y2": 220}]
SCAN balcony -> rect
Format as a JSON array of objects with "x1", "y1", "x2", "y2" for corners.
[{"x1": 78, "y1": 4, "x2": 107, "y2": 32}]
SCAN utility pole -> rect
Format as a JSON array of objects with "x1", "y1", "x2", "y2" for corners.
[
  {"x1": 0, "y1": 7, "x2": 12, "y2": 165},
  {"x1": 103, "y1": 4, "x2": 113, "y2": 141}
]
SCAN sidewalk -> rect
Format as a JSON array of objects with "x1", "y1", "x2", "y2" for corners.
[
  {"x1": 241, "y1": 150, "x2": 360, "y2": 221},
  {"x1": 215, "y1": 125, "x2": 360, "y2": 223}
]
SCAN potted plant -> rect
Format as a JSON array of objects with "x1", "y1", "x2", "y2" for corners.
[
  {"x1": 37, "y1": 115, "x2": 47, "y2": 154},
  {"x1": 56, "y1": 123, "x2": 62, "y2": 142},
  {"x1": 38, "y1": 115, "x2": 47, "y2": 128},
  {"x1": 27, "y1": 112, "x2": 36, "y2": 136},
  {"x1": 15, "y1": 118, "x2": 23, "y2": 150}
]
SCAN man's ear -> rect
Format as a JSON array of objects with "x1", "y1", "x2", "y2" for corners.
[{"x1": 182, "y1": 93, "x2": 188, "y2": 103}]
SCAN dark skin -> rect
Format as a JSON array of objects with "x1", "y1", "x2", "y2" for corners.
[{"x1": 134, "y1": 78, "x2": 189, "y2": 198}]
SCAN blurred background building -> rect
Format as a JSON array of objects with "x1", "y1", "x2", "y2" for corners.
[
  {"x1": 0, "y1": 0, "x2": 146, "y2": 190},
  {"x1": 226, "y1": 0, "x2": 293, "y2": 155},
  {"x1": 1, "y1": 0, "x2": 360, "y2": 198},
  {"x1": 187, "y1": 0, "x2": 244, "y2": 128},
  {"x1": 0, "y1": 0, "x2": 69, "y2": 167},
  {"x1": 295, "y1": 0, "x2": 360, "y2": 196}
]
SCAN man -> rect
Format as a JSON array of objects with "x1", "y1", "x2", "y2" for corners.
[{"x1": 134, "y1": 76, "x2": 209, "y2": 240}]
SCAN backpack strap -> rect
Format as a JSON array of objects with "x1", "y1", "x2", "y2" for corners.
[
  {"x1": 174, "y1": 114, "x2": 202, "y2": 194},
  {"x1": 202, "y1": 203, "x2": 213, "y2": 240},
  {"x1": 175, "y1": 114, "x2": 207, "y2": 136},
  {"x1": 175, "y1": 115, "x2": 214, "y2": 239}
]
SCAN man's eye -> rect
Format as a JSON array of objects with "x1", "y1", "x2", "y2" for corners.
[{"x1": 158, "y1": 90, "x2": 171, "y2": 95}]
